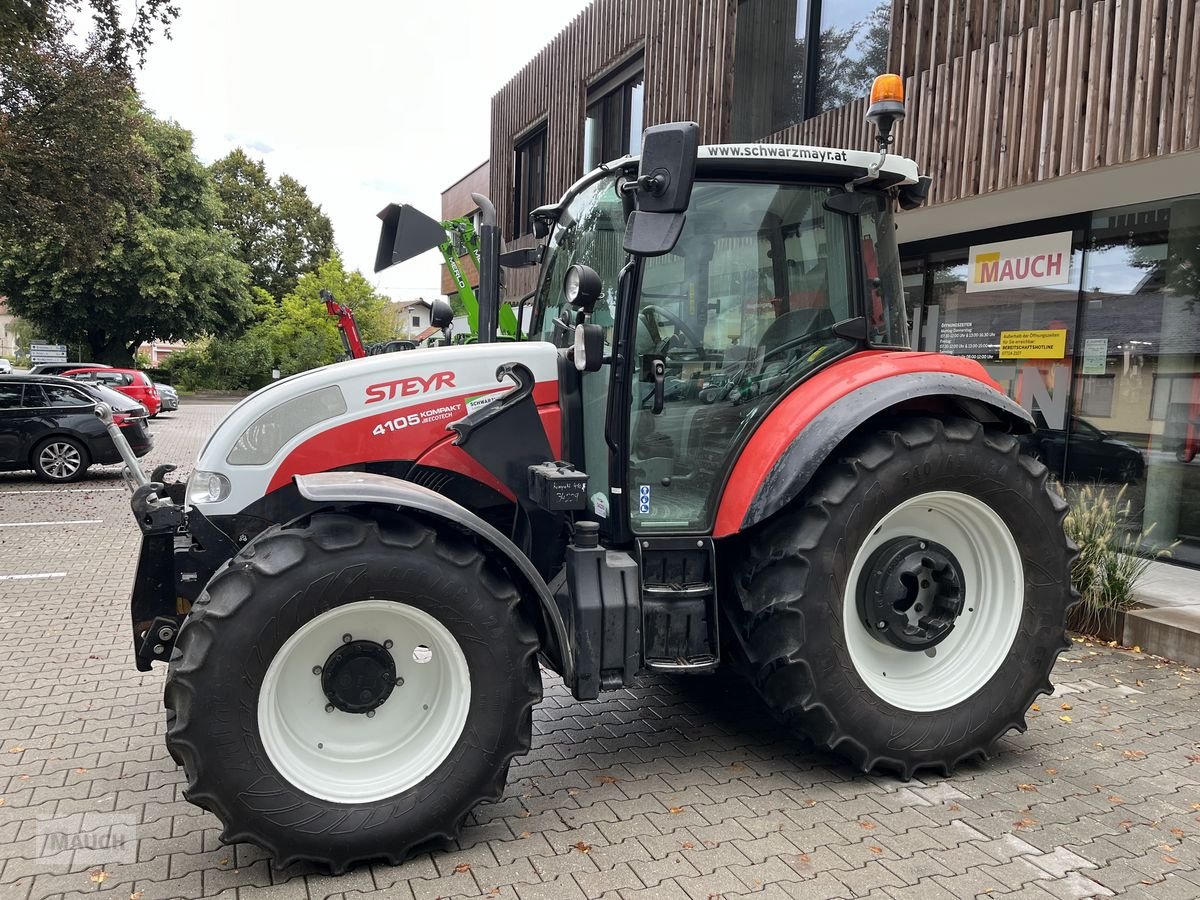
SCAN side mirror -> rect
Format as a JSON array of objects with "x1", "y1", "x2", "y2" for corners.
[
  {"x1": 374, "y1": 203, "x2": 448, "y2": 273},
  {"x1": 430, "y1": 297, "x2": 454, "y2": 329},
  {"x1": 631, "y1": 122, "x2": 698, "y2": 214},
  {"x1": 624, "y1": 121, "x2": 698, "y2": 258}
]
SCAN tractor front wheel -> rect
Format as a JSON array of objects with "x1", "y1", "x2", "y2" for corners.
[
  {"x1": 732, "y1": 417, "x2": 1074, "y2": 778},
  {"x1": 164, "y1": 511, "x2": 541, "y2": 871}
]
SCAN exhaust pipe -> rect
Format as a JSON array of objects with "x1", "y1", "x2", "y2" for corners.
[{"x1": 471, "y1": 192, "x2": 499, "y2": 344}]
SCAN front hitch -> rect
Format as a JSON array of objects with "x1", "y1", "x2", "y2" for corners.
[{"x1": 95, "y1": 403, "x2": 185, "y2": 534}]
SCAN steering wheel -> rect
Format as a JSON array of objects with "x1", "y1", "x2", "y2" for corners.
[{"x1": 641, "y1": 304, "x2": 705, "y2": 358}]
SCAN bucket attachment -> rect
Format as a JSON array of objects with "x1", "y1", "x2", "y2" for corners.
[{"x1": 374, "y1": 203, "x2": 448, "y2": 273}]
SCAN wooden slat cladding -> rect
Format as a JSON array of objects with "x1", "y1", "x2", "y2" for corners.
[
  {"x1": 489, "y1": 0, "x2": 737, "y2": 246},
  {"x1": 892, "y1": 0, "x2": 1090, "y2": 80},
  {"x1": 491, "y1": 0, "x2": 1198, "y2": 276},
  {"x1": 768, "y1": 0, "x2": 1200, "y2": 207}
]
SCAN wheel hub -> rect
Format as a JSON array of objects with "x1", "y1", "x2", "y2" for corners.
[
  {"x1": 857, "y1": 536, "x2": 966, "y2": 651},
  {"x1": 320, "y1": 639, "x2": 397, "y2": 713}
]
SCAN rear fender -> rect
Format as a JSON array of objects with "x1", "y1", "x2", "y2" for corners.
[
  {"x1": 714, "y1": 354, "x2": 1034, "y2": 537},
  {"x1": 294, "y1": 471, "x2": 573, "y2": 683}
]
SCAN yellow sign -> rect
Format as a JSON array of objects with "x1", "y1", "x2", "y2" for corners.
[{"x1": 999, "y1": 329, "x2": 1067, "y2": 359}]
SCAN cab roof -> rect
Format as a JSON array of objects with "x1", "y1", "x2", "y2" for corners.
[{"x1": 534, "y1": 144, "x2": 920, "y2": 229}]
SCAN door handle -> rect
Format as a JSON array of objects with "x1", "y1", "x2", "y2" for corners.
[{"x1": 651, "y1": 358, "x2": 665, "y2": 415}]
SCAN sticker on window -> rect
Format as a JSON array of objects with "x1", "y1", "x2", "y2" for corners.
[{"x1": 638, "y1": 484, "x2": 651, "y2": 515}]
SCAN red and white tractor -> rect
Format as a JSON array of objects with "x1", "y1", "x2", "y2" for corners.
[{"x1": 110, "y1": 76, "x2": 1073, "y2": 871}]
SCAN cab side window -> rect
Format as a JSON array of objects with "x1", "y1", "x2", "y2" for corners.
[{"x1": 0, "y1": 384, "x2": 22, "y2": 409}]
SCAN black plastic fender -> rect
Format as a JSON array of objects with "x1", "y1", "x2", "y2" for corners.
[
  {"x1": 294, "y1": 470, "x2": 573, "y2": 683},
  {"x1": 743, "y1": 371, "x2": 1035, "y2": 531}
]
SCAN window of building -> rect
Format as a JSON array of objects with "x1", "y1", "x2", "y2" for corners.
[
  {"x1": 1078, "y1": 375, "x2": 1116, "y2": 418},
  {"x1": 512, "y1": 125, "x2": 547, "y2": 238},
  {"x1": 731, "y1": 0, "x2": 892, "y2": 140},
  {"x1": 583, "y1": 55, "x2": 644, "y2": 172},
  {"x1": 901, "y1": 193, "x2": 1200, "y2": 567},
  {"x1": 411, "y1": 315, "x2": 421, "y2": 328}
]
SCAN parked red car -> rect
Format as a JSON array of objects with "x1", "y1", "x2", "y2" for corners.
[{"x1": 62, "y1": 367, "x2": 161, "y2": 417}]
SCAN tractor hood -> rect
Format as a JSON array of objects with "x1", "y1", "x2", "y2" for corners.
[{"x1": 187, "y1": 342, "x2": 561, "y2": 517}]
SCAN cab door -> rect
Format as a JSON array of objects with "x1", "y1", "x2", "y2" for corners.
[{"x1": 626, "y1": 181, "x2": 858, "y2": 534}]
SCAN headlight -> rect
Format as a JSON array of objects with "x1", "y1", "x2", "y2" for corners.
[{"x1": 188, "y1": 470, "x2": 231, "y2": 505}]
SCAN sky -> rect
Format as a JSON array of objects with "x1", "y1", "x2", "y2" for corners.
[{"x1": 121, "y1": 0, "x2": 594, "y2": 300}]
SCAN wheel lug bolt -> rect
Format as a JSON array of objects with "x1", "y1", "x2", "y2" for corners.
[
  {"x1": 312, "y1": 665, "x2": 322, "y2": 675},
  {"x1": 342, "y1": 633, "x2": 352, "y2": 643},
  {"x1": 366, "y1": 709, "x2": 375, "y2": 718},
  {"x1": 325, "y1": 703, "x2": 334, "y2": 713},
  {"x1": 383, "y1": 640, "x2": 393, "y2": 649},
  {"x1": 396, "y1": 676, "x2": 405, "y2": 687},
  {"x1": 877, "y1": 621, "x2": 887, "y2": 629}
]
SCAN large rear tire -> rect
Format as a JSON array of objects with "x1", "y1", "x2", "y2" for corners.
[
  {"x1": 164, "y1": 511, "x2": 541, "y2": 871},
  {"x1": 730, "y1": 417, "x2": 1074, "y2": 778}
]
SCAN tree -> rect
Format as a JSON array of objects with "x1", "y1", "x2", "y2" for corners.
[
  {"x1": 167, "y1": 255, "x2": 394, "y2": 389},
  {"x1": 1, "y1": 1, "x2": 179, "y2": 70},
  {"x1": 210, "y1": 149, "x2": 335, "y2": 299},
  {"x1": 0, "y1": 30, "x2": 152, "y2": 265},
  {"x1": 0, "y1": 112, "x2": 253, "y2": 364},
  {"x1": 264, "y1": 254, "x2": 391, "y2": 376}
]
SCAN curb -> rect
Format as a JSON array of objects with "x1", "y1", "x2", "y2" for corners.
[{"x1": 1126, "y1": 560, "x2": 1200, "y2": 667}]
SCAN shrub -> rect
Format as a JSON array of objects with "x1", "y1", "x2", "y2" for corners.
[{"x1": 1062, "y1": 482, "x2": 1175, "y2": 634}]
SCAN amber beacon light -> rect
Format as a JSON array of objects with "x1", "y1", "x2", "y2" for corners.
[{"x1": 866, "y1": 73, "x2": 906, "y2": 148}]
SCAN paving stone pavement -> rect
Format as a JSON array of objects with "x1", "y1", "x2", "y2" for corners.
[{"x1": 1, "y1": 403, "x2": 1198, "y2": 900}]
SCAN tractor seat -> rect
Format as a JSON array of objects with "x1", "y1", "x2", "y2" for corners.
[{"x1": 760, "y1": 307, "x2": 835, "y2": 358}]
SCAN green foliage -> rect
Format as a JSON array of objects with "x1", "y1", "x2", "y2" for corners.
[
  {"x1": 166, "y1": 255, "x2": 394, "y2": 390},
  {"x1": 1063, "y1": 483, "x2": 1176, "y2": 633},
  {"x1": 210, "y1": 149, "x2": 335, "y2": 299},
  {"x1": 0, "y1": 1, "x2": 179, "y2": 70},
  {"x1": 0, "y1": 112, "x2": 253, "y2": 365},
  {"x1": 0, "y1": 28, "x2": 151, "y2": 265}
]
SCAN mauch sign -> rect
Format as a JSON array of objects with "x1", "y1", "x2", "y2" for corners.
[{"x1": 966, "y1": 232, "x2": 1073, "y2": 293}]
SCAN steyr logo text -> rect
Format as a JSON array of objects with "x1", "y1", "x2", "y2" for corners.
[{"x1": 365, "y1": 371, "x2": 456, "y2": 403}]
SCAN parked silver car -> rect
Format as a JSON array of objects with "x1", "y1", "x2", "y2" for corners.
[{"x1": 155, "y1": 382, "x2": 180, "y2": 412}]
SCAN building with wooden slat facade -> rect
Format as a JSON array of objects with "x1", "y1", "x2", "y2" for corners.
[{"x1": 470, "y1": 0, "x2": 1200, "y2": 567}]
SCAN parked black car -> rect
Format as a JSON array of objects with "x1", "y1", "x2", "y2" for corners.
[
  {"x1": 28, "y1": 362, "x2": 113, "y2": 377},
  {"x1": 1019, "y1": 414, "x2": 1146, "y2": 483},
  {"x1": 0, "y1": 375, "x2": 152, "y2": 482}
]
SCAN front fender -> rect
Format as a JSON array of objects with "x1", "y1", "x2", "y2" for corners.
[
  {"x1": 294, "y1": 471, "x2": 573, "y2": 683},
  {"x1": 714, "y1": 352, "x2": 1034, "y2": 537}
]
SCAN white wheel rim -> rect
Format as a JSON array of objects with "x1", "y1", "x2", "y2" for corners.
[
  {"x1": 40, "y1": 442, "x2": 81, "y2": 478},
  {"x1": 257, "y1": 599, "x2": 471, "y2": 803},
  {"x1": 842, "y1": 491, "x2": 1023, "y2": 712}
]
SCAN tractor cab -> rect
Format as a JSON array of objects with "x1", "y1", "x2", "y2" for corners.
[{"x1": 529, "y1": 140, "x2": 919, "y2": 542}]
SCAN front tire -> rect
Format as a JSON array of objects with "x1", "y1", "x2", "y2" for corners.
[
  {"x1": 164, "y1": 511, "x2": 541, "y2": 871},
  {"x1": 730, "y1": 417, "x2": 1074, "y2": 778}
]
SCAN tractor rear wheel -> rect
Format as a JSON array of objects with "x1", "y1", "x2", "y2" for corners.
[
  {"x1": 731, "y1": 417, "x2": 1074, "y2": 778},
  {"x1": 164, "y1": 511, "x2": 541, "y2": 871}
]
